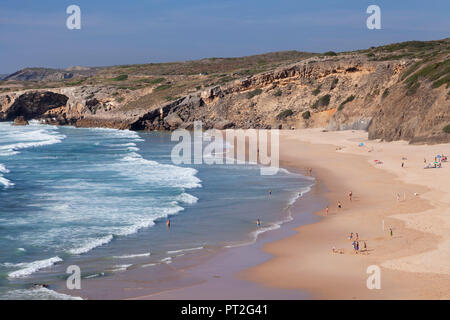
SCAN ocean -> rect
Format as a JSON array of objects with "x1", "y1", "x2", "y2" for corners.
[{"x1": 0, "y1": 121, "x2": 314, "y2": 299}]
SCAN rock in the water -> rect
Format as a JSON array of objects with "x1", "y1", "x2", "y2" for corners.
[{"x1": 13, "y1": 116, "x2": 29, "y2": 125}]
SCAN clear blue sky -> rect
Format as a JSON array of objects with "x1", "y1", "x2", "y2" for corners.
[{"x1": 0, "y1": 0, "x2": 448, "y2": 73}]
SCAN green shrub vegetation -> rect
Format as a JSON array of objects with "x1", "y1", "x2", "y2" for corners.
[
  {"x1": 338, "y1": 95, "x2": 355, "y2": 111},
  {"x1": 66, "y1": 79, "x2": 85, "y2": 86},
  {"x1": 274, "y1": 89, "x2": 282, "y2": 97},
  {"x1": 111, "y1": 74, "x2": 128, "y2": 81},
  {"x1": 247, "y1": 88, "x2": 263, "y2": 99},
  {"x1": 139, "y1": 77, "x2": 165, "y2": 84},
  {"x1": 154, "y1": 84, "x2": 172, "y2": 91},
  {"x1": 443, "y1": 124, "x2": 450, "y2": 134},
  {"x1": 406, "y1": 82, "x2": 420, "y2": 95},
  {"x1": 382, "y1": 88, "x2": 389, "y2": 99},
  {"x1": 276, "y1": 109, "x2": 293, "y2": 120},
  {"x1": 404, "y1": 59, "x2": 450, "y2": 89},
  {"x1": 323, "y1": 51, "x2": 337, "y2": 56},
  {"x1": 432, "y1": 75, "x2": 450, "y2": 88},
  {"x1": 302, "y1": 111, "x2": 311, "y2": 119},
  {"x1": 312, "y1": 94, "x2": 331, "y2": 109},
  {"x1": 312, "y1": 85, "x2": 321, "y2": 96}
]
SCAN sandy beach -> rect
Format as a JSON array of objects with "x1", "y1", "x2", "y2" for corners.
[
  {"x1": 243, "y1": 129, "x2": 450, "y2": 299},
  {"x1": 56, "y1": 128, "x2": 450, "y2": 300},
  {"x1": 117, "y1": 128, "x2": 450, "y2": 300}
]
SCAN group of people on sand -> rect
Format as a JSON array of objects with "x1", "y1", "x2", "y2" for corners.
[
  {"x1": 349, "y1": 232, "x2": 367, "y2": 254},
  {"x1": 423, "y1": 154, "x2": 447, "y2": 169}
]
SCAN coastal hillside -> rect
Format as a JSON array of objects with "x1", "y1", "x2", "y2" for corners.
[{"x1": 0, "y1": 39, "x2": 449, "y2": 143}]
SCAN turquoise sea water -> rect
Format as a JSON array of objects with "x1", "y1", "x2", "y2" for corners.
[{"x1": 0, "y1": 121, "x2": 313, "y2": 299}]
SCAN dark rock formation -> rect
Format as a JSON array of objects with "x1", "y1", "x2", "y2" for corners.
[
  {"x1": 13, "y1": 116, "x2": 29, "y2": 126},
  {"x1": 1, "y1": 92, "x2": 68, "y2": 121}
]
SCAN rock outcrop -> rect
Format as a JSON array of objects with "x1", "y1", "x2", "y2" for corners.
[
  {"x1": 0, "y1": 92, "x2": 68, "y2": 121},
  {"x1": 13, "y1": 116, "x2": 28, "y2": 126},
  {"x1": 1, "y1": 48, "x2": 449, "y2": 144}
]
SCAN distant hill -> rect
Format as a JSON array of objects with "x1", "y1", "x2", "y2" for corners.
[
  {"x1": 3, "y1": 67, "x2": 100, "y2": 82},
  {"x1": 2, "y1": 51, "x2": 315, "y2": 82}
]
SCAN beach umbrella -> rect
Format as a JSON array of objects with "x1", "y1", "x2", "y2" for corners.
[{"x1": 359, "y1": 142, "x2": 364, "y2": 147}]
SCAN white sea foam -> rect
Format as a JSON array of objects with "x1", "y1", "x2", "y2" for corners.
[
  {"x1": 110, "y1": 264, "x2": 132, "y2": 272},
  {"x1": 177, "y1": 192, "x2": 199, "y2": 204},
  {"x1": 0, "y1": 129, "x2": 65, "y2": 156},
  {"x1": 113, "y1": 252, "x2": 151, "y2": 259},
  {"x1": 0, "y1": 176, "x2": 14, "y2": 188},
  {"x1": 287, "y1": 185, "x2": 313, "y2": 206},
  {"x1": 0, "y1": 287, "x2": 82, "y2": 300},
  {"x1": 68, "y1": 235, "x2": 113, "y2": 255},
  {"x1": 84, "y1": 273, "x2": 104, "y2": 279},
  {"x1": 141, "y1": 263, "x2": 157, "y2": 268},
  {"x1": 0, "y1": 164, "x2": 9, "y2": 173},
  {"x1": 119, "y1": 151, "x2": 201, "y2": 188},
  {"x1": 161, "y1": 257, "x2": 172, "y2": 264},
  {"x1": 7, "y1": 256, "x2": 63, "y2": 278},
  {"x1": 167, "y1": 246, "x2": 204, "y2": 254},
  {"x1": 0, "y1": 163, "x2": 13, "y2": 188}
]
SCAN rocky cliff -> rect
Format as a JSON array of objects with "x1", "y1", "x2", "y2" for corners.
[{"x1": 1, "y1": 39, "x2": 449, "y2": 144}]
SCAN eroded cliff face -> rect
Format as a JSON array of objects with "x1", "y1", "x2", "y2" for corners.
[{"x1": 1, "y1": 54, "x2": 449, "y2": 143}]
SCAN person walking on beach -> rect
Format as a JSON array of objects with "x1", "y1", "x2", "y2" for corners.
[
  {"x1": 256, "y1": 219, "x2": 261, "y2": 228},
  {"x1": 325, "y1": 207, "x2": 329, "y2": 216},
  {"x1": 269, "y1": 190, "x2": 272, "y2": 196},
  {"x1": 337, "y1": 201, "x2": 342, "y2": 210},
  {"x1": 349, "y1": 232, "x2": 353, "y2": 240},
  {"x1": 390, "y1": 228, "x2": 393, "y2": 237},
  {"x1": 348, "y1": 191, "x2": 353, "y2": 202},
  {"x1": 166, "y1": 219, "x2": 171, "y2": 229}
]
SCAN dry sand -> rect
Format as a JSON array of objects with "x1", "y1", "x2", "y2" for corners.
[{"x1": 243, "y1": 129, "x2": 450, "y2": 299}]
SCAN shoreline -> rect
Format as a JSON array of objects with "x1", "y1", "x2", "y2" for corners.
[
  {"x1": 119, "y1": 128, "x2": 450, "y2": 300},
  {"x1": 9, "y1": 126, "x2": 449, "y2": 299},
  {"x1": 49, "y1": 128, "x2": 320, "y2": 300},
  {"x1": 53, "y1": 163, "x2": 322, "y2": 300},
  {"x1": 243, "y1": 129, "x2": 450, "y2": 299}
]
